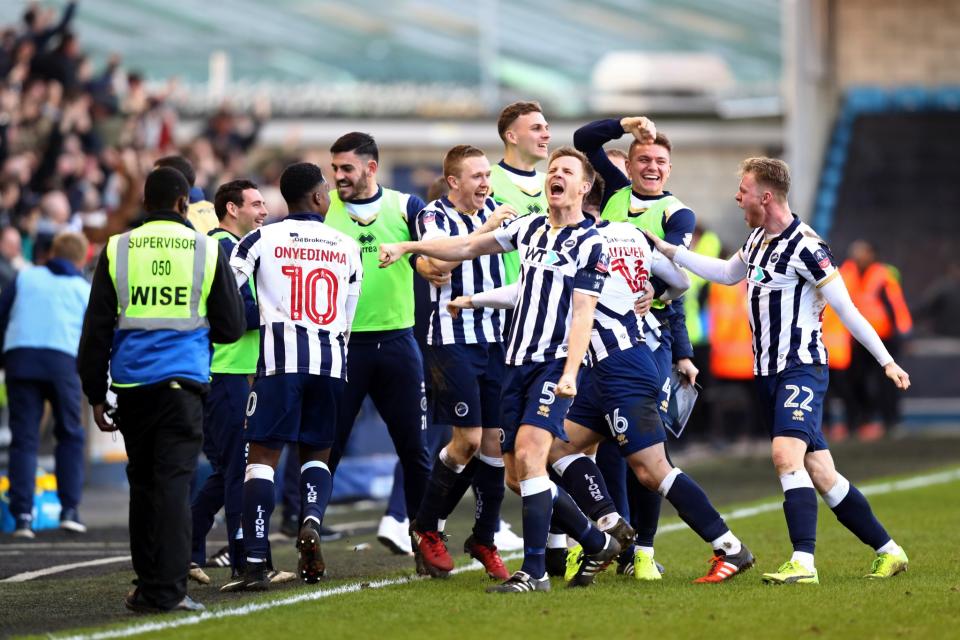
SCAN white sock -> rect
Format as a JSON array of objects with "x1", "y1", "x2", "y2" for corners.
[
  {"x1": 597, "y1": 513, "x2": 622, "y2": 531},
  {"x1": 790, "y1": 551, "x2": 815, "y2": 571},
  {"x1": 877, "y1": 539, "x2": 901, "y2": 555},
  {"x1": 439, "y1": 447, "x2": 466, "y2": 473},
  {"x1": 711, "y1": 530, "x2": 742, "y2": 556},
  {"x1": 820, "y1": 474, "x2": 850, "y2": 508},
  {"x1": 546, "y1": 533, "x2": 567, "y2": 549},
  {"x1": 637, "y1": 545, "x2": 655, "y2": 558}
]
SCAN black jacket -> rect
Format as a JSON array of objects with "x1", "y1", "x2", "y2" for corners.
[{"x1": 77, "y1": 211, "x2": 246, "y2": 404}]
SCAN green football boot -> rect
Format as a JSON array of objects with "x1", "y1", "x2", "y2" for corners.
[
  {"x1": 865, "y1": 548, "x2": 909, "y2": 579},
  {"x1": 761, "y1": 560, "x2": 819, "y2": 585}
]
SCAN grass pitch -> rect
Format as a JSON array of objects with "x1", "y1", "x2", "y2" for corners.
[{"x1": 24, "y1": 465, "x2": 960, "y2": 640}]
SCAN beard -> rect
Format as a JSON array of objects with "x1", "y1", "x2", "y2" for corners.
[{"x1": 339, "y1": 171, "x2": 370, "y2": 201}]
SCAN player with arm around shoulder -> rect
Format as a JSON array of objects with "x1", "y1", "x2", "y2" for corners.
[
  {"x1": 645, "y1": 157, "x2": 910, "y2": 584},
  {"x1": 406, "y1": 144, "x2": 518, "y2": 580},
  {"x1": 381, "y1": 147, "x2": 622, "y2": 593}
]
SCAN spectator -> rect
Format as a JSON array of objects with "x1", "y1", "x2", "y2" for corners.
[
  {"x1": 0, "y1": 230, "x2": 90, "y2": 538},
  {"x1": 840, "y1": 240, "x2": 913, "y2": 440}
]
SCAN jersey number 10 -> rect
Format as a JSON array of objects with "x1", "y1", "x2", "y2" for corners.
[{"x1": 281, "y1": 266, "x2": 339, "y2": 325}]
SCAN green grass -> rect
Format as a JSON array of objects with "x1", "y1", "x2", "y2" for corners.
[{"x1": 34, "y1": 469, "x2": 960, "y2": 640}]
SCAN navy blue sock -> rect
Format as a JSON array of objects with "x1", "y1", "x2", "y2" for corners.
[
  {"x1": 472, "y1": 457, "x2": 504, "y2": 545},
  {"x1": 519, "y1": 479, "x2": 553, "y2": 578},
  {"x1": 597, "y1": 441, "x2": 630, "y2": 520},
  {"x1": 300, "y1": 461, "x2": 333, "y2": 526},
  {"x1": 783, "y1": 487, "x2": 818, "y2": 554},
  {"x1": 663, "y1": 472, "x2": 728, "y2": 542},
  {"x1": 630, "y1": 477, "x2": 662, "y2": 547},
  {"x1": 241, "y1": 467, "x2": 275, "y2": 562},
  {"x1": 829, "y1": 482, "x2": 891, "y2": 550},
  {"x1": 440, "y1": 458, "x2": 477, "y2": 520},
  {"x1": 228, "y1": 525, "x2": 245, "y2": 572},
  {"x1": 558, "y1": 455, "x2": 617, "y2": 522},
  {"x1": 414, "y1": 451, "x2": 462, "y2": 532},
  {"x1": 385, "y1": 461, "x2": 407, "y2": 521},
  {"x1": 551, "y1": 485, "x2": 606, "y2": 555},
  {"x1": 190, "y1": 475, "x2": 223, "y2": 565}
]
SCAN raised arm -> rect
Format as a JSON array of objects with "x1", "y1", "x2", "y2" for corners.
[
  {"x1": 819, "y1": 276, "x2": 910, "y2": 389},
  {"x1": 650, "y1": 249, "x2": 690, "y2": 301},
  {"x1": 645, "y1": 230, "x2": 748, "y2": 285},
  {"x1": 379, "y1": 231, "x2": 506, "y2": 269}
]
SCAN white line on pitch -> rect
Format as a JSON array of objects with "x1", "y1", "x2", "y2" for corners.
[
  {"x1": 50, "y1": 466, "x2": 960, "y2": 640},
  {"x1": 2, "y1": 556, "x2": 131, "y2": 584},
  {"x1": 0, "y1": 542, "x2": 130, "y2": 550}
]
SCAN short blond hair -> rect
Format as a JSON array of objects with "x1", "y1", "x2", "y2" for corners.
[
  {"x1": 51, "y1": 231, "x2": 89, "y2": 265},
  {"x1": 548, "y1": 146, "x2": 595, "y2": 186},
  {"x1": 739, "y1": 157, "x2": 790, "y2": 200}
]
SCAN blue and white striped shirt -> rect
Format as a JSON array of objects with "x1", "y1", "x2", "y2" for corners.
[
  {"x1": 589, "y1": 221, "x2": 658, "y2": 364},
  {"x1": 231, "y1": 213, "x2": 363, "y2": 379},
  {"x1": 738, "y1": 216, "x2": 839, "y2": 375},
  {"x1": 494, "y1": 214, "x2": 607, "y2": 366},
  {"x1": 417, "y1": 196, "x2": 504, "y2": 345}
]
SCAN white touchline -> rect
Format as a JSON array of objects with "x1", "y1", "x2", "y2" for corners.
[
  {"x1": 51, "y1": 466, "x2": 960, "y2": 640},
  {"x1": 2, "y1": 556, "x2": 132, "y2": 584}
]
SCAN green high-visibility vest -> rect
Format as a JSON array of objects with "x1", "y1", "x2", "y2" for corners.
[
  {"x1": 490, "y1": 164, "x2": 548, "y2": 284},
  {"x1": 106, "y1": 220, "x2": 219, "y2": 388},
  {"x1": 601, "y1": 188, "x2": 687, "y2": 310},
  {"x1": 209, "y1": 230, "x2": 259, "y2": 374},
  {"x1": 107, "y1": 220, "x2": 218, "y2": 330},
  {"x1": 324, "y1": 188, "x2": 414, "y2": 331}
]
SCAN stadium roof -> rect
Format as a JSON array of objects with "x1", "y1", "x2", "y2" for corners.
[{"x1": 1, "y1": 0, "x2": 782, "y2": 115}]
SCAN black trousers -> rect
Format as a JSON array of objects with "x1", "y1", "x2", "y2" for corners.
[{"x1": 116, "y1": 382, "x2": 203, "y2": 609}]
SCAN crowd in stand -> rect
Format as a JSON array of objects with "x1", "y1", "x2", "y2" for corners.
[
  {"x1": 0, "y1": 1, "x2": 934, "y2": 538},
  {"x1": 0, "y1": 1, "x2": 273, "y2": 277}
]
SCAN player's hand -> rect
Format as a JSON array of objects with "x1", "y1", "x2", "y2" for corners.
[
  {"x1": 620, "y1": 116, "x2": 657, "y2": 144},
  {"x1": 446, "y1": 295, "x2": 474, "y2": 319},
  {"x1": 883, "y1": 362, "x2": 911, "y2": 390},
  {"x1": 634, "y1": 281, "x2": 654, "y2": 316},
  {"x1": 489, "y1": 204, "x2": 518, "y2": 227},
  {"x1": 379, "y1": 243, "x2": 405, "y2": 268},
  {"x1": 675, "y1": 358, "x2": 699, "y2": 387},
  {"x1": 556, "y1": 373, "x2": 578, "y2": 398},
  {"x1": 415, "y1": 256, "x2": 451, "y2": 286},
  {"x1": 93, "y1": 403, "x2": 119, "y2": 433},
  {"x1": 642, "y1": 230, "x2": 678, "y2": 260}
]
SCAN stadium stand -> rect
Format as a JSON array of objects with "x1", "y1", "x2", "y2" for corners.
[{"x1": 813, "y1": 87, "x2": 960, "y2": 421}]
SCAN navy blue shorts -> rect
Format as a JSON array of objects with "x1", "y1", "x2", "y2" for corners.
[
  {"x1": 427, "y1": 342, "x2": 504, "y2": 429},
  {"x1": 754, "y1": 364, "x2": 829, "y2": 452},
  {"x1": 650, "y1": 327, "x2": 673, "y2": 422},
  {"x1": 499, "y1": 359, "x2": 576, "y2": 453},
  {"x1": 244, "y1": 373, "x2": 345, "y2": 449},
  {"x1": 567, "y1": 346, "x2": 665, "y2": 456}
]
